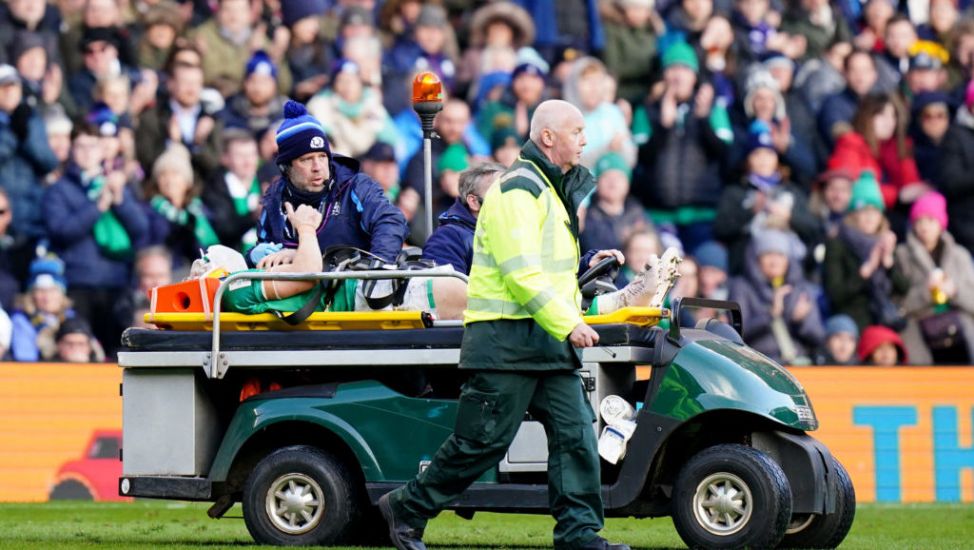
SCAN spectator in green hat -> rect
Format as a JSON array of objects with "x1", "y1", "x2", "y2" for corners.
[
  {"x1": 580, "y1": 151, "x2": 653, "y2": 255},
  {"x1": 436, "y1": 143, "x2": 471, "y2": 218},
  {"x1": 824, "y1": 170, "x2": 910, "y2": 332},
  {"x1": 632, "y1": 40, "x2": 732, "y2": 254}
]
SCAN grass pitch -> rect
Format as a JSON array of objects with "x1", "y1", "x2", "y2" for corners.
[{"x1": 0, "y1": 502, "x2": 971, "y2": 549}]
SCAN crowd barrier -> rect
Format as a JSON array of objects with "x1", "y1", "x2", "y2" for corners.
[{"x1": 0, "y1": 363, "x2": 972, "y2": 503}]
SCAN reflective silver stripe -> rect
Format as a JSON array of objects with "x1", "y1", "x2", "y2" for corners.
[
  {"x1": 524, "y1": 289, "x2": 556, "y2": 315},
  {"x1": 472, "y1": 251, "x2": 494, "y2": 267},
  {"x1": 502, "y1": 168, "x2": 547, "y2": 195},
  {"x1": 547, "y1": 257, "x2": 577, "y2": 272},
  {"x1": 467, "y1": 297, "x2": 528, "y2": 316},
  {"x1": 499, "y1": 255, "x2": 542, "y2": 275}
]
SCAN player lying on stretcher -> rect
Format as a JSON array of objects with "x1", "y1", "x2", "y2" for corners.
[{"x1": 194, "y1": 202, "x2": 680, "y2": 320}]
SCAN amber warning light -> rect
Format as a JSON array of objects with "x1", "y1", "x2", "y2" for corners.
[{"x1": 412, "y1": 71, "x2": 443, "y2": 105}]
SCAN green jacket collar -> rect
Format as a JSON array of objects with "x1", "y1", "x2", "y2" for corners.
[{"x1": 519, "y1": 140, "x2": 596, "y2": 238}]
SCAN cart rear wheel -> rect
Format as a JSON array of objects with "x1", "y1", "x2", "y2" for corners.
[
  {"x1": 672, "y1": 444, "x2": 792, "y2": 549},
  {"x1": 243, "y1": 445, "x2": 359, "y2": 545},
  {"x1": 779, "y1": 457, "x2": 856, "y2": 548}
]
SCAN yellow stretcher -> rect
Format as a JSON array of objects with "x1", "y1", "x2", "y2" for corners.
[{"x1": 145, "y1": 307, "x2": 667, "y2": 332}]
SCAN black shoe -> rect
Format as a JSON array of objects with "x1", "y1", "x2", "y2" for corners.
[
  {"x1": 378, "y1": 492, "x2": 427, "y2": 550},
  {"x1": 577, "y1": 536, "x2": 631, "y2": 550}
]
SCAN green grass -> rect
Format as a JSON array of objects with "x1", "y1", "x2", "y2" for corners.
[{"x1": 0, "y1": 502, "x2": 971, "y2": 549}]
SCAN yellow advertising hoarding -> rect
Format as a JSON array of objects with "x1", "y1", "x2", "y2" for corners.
[{"x1": 0, "y1": 363, "x2": 972, "y2": 503}]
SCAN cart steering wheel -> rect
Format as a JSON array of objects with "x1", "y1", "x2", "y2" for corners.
[{"x1": 578, "y1": 256, "x2": 621, "y2": 288}]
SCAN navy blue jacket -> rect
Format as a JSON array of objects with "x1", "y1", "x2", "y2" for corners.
[
  {"x1": 256, "y1": 155, "x2": 407, "y2": 263},
  {"x1": 42, "y1": 165, "x2": 149, "y2": 289},
  {"x1": 817, "y1": 88, "x2": 860, "y2": 148},
  {"x1": 421, "y1": 198, "x2": 477, "y2": 274},
  {"x1": 0, "y1": 108, "x2": 58, "y2": 238}
]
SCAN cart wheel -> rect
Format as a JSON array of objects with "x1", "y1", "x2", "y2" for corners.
[
  {"x1": 242, "y1": 445, "x2": 359, "y2": 546},
  {"x1": 779, "y1": 457, "x2": 856, "y2": 549},
  {"x1": 672, "y1": 444, "x2": 792, "y2": 549}
]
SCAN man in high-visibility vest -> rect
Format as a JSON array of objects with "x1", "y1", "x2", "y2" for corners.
[{"x1": 380, "y1": 100, "x2": 630, "y2": 550}]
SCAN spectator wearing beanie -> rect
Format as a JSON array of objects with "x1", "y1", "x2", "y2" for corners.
[
  {"x1": 634, "y1": 41, "x2": 732, "y2": 254},
  {"x1": 53, "y1": 317, "x2": 102, "y2": 363},
  {"x1": 894, "y1": 191, "x2": 974, "y2": 364},
  {"x1": 824, "y1": 170, "x2": 910, "y2": 331},
  {"x1": 58, "y1": 0, "x2": 134, "y2": 76},
  {"x1": 43, "y1": 122, "x2": 148, "y2": 357},
  {"x1": 475, "y1": 57, "x2": 548, "y2": 148},
  {"x1": 11, "y1": 30, "x2": 73, "y2": 117},
  {"x1": 858, "y1": 324, "x2": 908, "y2": 365},
  {"x1": 694, "y1": 240, "x2": 729, "y2": 302},
  {"x1": 282, "y1": 0, "x2": 332, "y2": 102},
  {"x1": 715, "y1": 120, "x2": 820, "y2": 274},
  {"x1": 0, "y1": 0, "x2": 62, "y2": 68},
  {"x1": 815, "y1": 314, "x2": 860, "y2": 365},
  {"x1": 189, "y1": 0, "x2": 292, "y2": 97},
  {"x1": 251, "y1": 100, "x2": 406, "y2": 266},
  {"x1": 222, "y1": 51, "x2": 288, "y2": 139},
  {"x1": 307, "y1": 59, "x2": 398, "y2": 158},
  {"x1": 9, "y1": 257, "x2": 75, "y2": 362},
  {"x1": 937, "y1": 81, "x2": 974, "y2": 251},
  {"x1": 731, "y1": 69, "x2": 817, "y2": 187},
  {"x1": 580, "y1": 151, "x2": 653, "y2": 255},
  {"x1": 728, "y1": 228, "x2": 825, "y2": 364},
  {"x1": 0, "y1": 63, "x2": 58, "y2": 239}
]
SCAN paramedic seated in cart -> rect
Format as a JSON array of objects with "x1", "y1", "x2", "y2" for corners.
[{"x1": 193, "y1": 200, "x2": 674, "y2": 321}]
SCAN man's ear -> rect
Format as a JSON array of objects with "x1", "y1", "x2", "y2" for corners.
[{"x1": 540, "y1": 128, "x2": 553, "y2": 147}]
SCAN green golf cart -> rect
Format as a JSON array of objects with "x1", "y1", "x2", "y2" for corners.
[{"x1": 118, "y1": 268, "x2": 854, "y2": 549}]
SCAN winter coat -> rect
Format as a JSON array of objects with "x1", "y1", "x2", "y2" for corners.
[
  {"x1": 713, "y1": 179, "x2": 821, "y2": 275},
  {"x1": 220, "y1": 93, "x2": 287, "y2": 139},
  {"x1": 601, "y1": 7, "x2": 657, "y2": 103},
  {"x1": 256, "y1": 155, "x2": 407, "y2": 263},
  {"x1": 817, "y1": 88, "x2": 860, "y2": 146},
  {"x1": 0, "y1": 107, "x2": 59, "y2": 238},
  {"x1": 513, "y1": 0, "x2": 604, "y2": 55},
  {"x1": 937, "y1": 121, "x2": 974, "y2": 251},
  {"x1": 306, "y1": 88, "x2": 398, "y2": 158},
  {"x1": 634, "y1": 96, "x2": 729, "y2": 210},
  {"x1": 201, "y1": 170, "x2": 259, "y2": 250},
  {"x1": 141, "y1": 200, "x2": 214, "y2": 267},
  {"x1": 0, "y1": 231, "x2": 31, "y2": 309},
  {"x1": 727, "y1": 245, "x2": 825, "y2": 363},
  {"x1": 827, "y1": 132, "x2": 922, "y2": 208},
  {"x1": 580, "y1": 198, "x2": 652, "y2": 254},
  {"x1": 823, "y1": 229, "x2": 911, "y2": 330},
  {"x1": 894, "y1": 230, "x2": 974, "y2": 364},
  {"x1": 42, "y1": 165, "x2": 149, "y2": 289},
  {"x1": 136, "y1": 102, "x2": 222, "y2": 182},
  {"x1": 780, "y1": 5, "x2": 853, "y2": 61},
  {"x1": 421, "y1": 198, "x2": 477, "y2": 274},
  {"x1": 188, "y1": 20, "x2": 292, "y2": 95}
]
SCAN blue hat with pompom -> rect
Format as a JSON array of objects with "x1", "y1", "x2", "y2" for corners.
[{"x1": 275, "y1": 100, "x2": 330, "y2": 165}]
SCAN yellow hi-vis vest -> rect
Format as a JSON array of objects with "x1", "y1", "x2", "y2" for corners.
[{"x1": 464, "y1": 158, "x2": 584, "y2": 341}]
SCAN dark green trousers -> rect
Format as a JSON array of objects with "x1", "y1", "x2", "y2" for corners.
[{"x1": 390, "y1": 370, "x2": 604, "y2": 549}]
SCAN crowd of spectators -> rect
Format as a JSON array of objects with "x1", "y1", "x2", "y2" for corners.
[{"x1": 2, "y1": 0, "x2": 974, "y2": 366}]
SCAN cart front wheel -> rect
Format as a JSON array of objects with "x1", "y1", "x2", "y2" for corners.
[
  {"x1": 672, "y1": 444, "x2": 792, "y2": 549},
  {"x1": 243, "y1": 445, "x2": 359, "y2": 545},
  {"x1": 779, "y1": 456, "x2": 856, "y2": 548}
]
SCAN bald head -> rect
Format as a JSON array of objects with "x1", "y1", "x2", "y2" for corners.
[
  {"x1": 529, "y1": 100, "x2": 587, "y2": 172},
  {"x1": 529, "y1": 100, "x2": 583, "y2": 142}
]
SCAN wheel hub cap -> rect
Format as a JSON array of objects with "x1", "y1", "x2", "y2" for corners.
[
  {"x1": 265, "y1": 473, "x2": 325, "y2": 535},
  {"x1": 692, "y1": 472, "x2": 753, "y2": 536}
]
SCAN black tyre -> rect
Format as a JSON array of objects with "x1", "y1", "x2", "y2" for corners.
[
  {"x1": 672, "y1": 444, "x2": 792, "y2": 549},
  {"x1": 49, "y1": 479, "x2": 94, "y2": 500},
  {"x1": 242, "y1": 445, "x2": 360, "y2": 546},
  {"x1": 779, "y1": 457, "x2": 856, "y2": 549}
]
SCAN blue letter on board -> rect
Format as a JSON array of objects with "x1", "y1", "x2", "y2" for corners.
[
  {"x1": 933, "y1": 406, "x2": 974, "y2": 501},
  {"x1": 853, "y1": 406, "x2": 917, "y2": 502}
]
